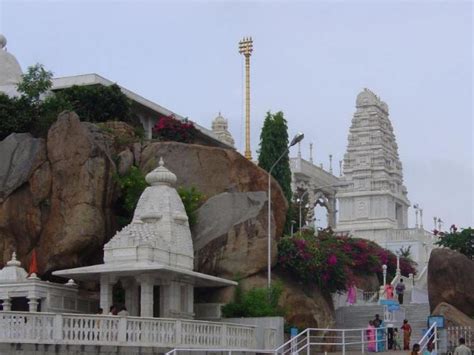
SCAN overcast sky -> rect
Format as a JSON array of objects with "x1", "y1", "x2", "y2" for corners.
[{"x1": 1, "y1": 0, "x2": 472, "y2": 228}]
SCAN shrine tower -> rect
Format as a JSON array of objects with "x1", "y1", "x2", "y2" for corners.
[{"x1": 336, "y1": 89, "x2": 410, "y2": 241}]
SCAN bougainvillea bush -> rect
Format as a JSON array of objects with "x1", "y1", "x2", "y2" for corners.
[
  {"x1": 152, "y1": 114, "x2": 196, "y2": 143},
  {"x1": 278, "y1": 228, "x2": 416, "y2": 293}
]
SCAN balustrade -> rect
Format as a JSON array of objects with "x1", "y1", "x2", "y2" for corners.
[{"x1": 0, "y1": 311, "x2": 257, "y2": 349}]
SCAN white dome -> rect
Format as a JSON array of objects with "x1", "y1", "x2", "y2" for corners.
[
  {"x1": 0, "y1": 35, "x2": 23, "y2": 96},
  {"x1": 104, "y1": 158, "x2": 194, "y2": 270},
  {"x1": 0, "y1": 252, "x2": 28, "y2": 283}
]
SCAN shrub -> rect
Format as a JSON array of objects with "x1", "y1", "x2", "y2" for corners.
[
  {"x1": 221, "y1": 283, "x2": 284, "y2": 318},
  {"x1": 56, "y1": 84, "x2": 133, "y2": 123},
  {"x1": 177, "y1": 186, "x2": 205, "y2": 227},
  {"x1": 152, "y1": 115, "x2": 196, "y2": 143},
  {"x1": 278, "y1": 228, "x2": 417, "y2": 293},
  {"x1": 114, "y1": 166, "x2": 148, "y2": 226},
  {"x1": 0, "y1": 93, "x2": 33, "y2": 139}
]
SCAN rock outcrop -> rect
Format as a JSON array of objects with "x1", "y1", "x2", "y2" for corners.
[
  {"x1": 432, "y1": 302, "x2": 474, "y2": 328},
  {"x1": 193, "y1": 191, "x2": 275, "y2": 279},
  {"x1": 0, "y1": 118, "x2": 288, "y2": 279},
  {"x1": 428, "y1": 248, "x2": 474, "y2": 316},
  {"x1": 0, "y1": 133, "x2": 46, "y2": 202},
  {"x1": 0, "y1": 112, "x2": 118, "y2": 272},
  {"x1": 140, "y1": 142, "x2": 288, "y2": 242}
]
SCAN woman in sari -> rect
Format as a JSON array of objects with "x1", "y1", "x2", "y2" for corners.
[
  {"x1": 347, "y1": 283, "x2": 357, "y2": 305},
  {"x1": 401, "y1": 319, "x2": 412, "y2": 350},
  {"x1": 376, "y1": 318, "x2": 385, "y2": 352},
  {"x1": 367, "y1": 321, "x2": 376, "y2": 352}
]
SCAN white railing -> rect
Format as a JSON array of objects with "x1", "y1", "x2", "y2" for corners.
[
  {"x1": 166, "y1": 327, "x2": 388, "y2": 355},
  {"x1": 275, "y1": 327, "x2": 388, "y2": 355},
  {"x1": 418, "y1": 321, "x2": 438, "y2": 353},
  {"x1": 0, "y1": 312, "x2": 257, "y2": 349},
  {"x1": 447, "y1": 326, "x2": 473, "y2": 351}
]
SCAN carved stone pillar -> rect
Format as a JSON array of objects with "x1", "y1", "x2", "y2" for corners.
[
  {"x1": 28, "y1": 296, "x2": 39, "y2": 312},
  {"x1": 122, "y1": 279, "x2": 139, "y2": 316},
  {"x1": 100, "y1": 275, "x2": 114, "y2": 313},
  {"x1": 327, "y1": 197, "x2": 337, "y2": 228},
  {"x1": 138, "y1": 275, "x2": 154, "y2": 317}
]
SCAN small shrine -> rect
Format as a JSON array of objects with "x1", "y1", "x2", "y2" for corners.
[
  {"x1": 0, "y1": 252, "x2": 97, "y2": 313},
  {"x1": 54, "y1": 158, "x2": 236, "y2": 318}
]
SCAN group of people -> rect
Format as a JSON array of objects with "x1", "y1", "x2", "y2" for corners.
[
  {"x1": 410, "y1": 337, "x2": 471, "y2": 355},
  {"x1": 367, "y1": 314, "x2": 386, "y2": 352},
  {"x1": 367, "y1": 317, "x2": 412, "y2": 352},
  {"x1": 96, "y1": 305, "x2": 129, "y2": 316}
]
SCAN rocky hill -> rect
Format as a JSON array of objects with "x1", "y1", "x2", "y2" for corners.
[{"x1": 0, "y1": 111, "x2": 336, "y2": 329}]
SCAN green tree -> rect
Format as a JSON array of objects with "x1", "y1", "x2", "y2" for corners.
[
  {"x1": 258, "y1": 111, "x2": 293, "y2": 233},
  {"x1": 435, "y1": 227, "x2": 474, "y2": 259},
  {"x1": 17, "y1": 64, "x2": 53, "y2": 104}
]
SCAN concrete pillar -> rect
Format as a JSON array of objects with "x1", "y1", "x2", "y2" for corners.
[
  {"x1": 100, "y1": 275, "x2": 114, "y2": 313},
  {"x1": 138, "y1": 275, "x2": 154, "y2": 317},
  {"x1": 327, "y1": 197, "x2": 337, "y2": 228},
  {"x1": 123, "y1": 280, "x2": 139, "y2": 316},
  {"x1": 1, "y1": 297, "x2": 11, "y2": 311},
  {"x1": 28, "y1": 296, "x2": 39, "y2": 312}
]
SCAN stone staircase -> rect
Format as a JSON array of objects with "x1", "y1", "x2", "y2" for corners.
[{"x1": 336, "y1": 298, "x2": 431, "y2": 347}]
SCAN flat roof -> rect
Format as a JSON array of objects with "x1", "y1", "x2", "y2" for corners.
[{"x1": 53, "y1": 261, "x2": 237, "y2": 288}]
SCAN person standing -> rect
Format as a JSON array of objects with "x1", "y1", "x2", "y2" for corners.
[
  {"x1": 367, "y1": 320, "x2": 376, "y2": 352},
  {"x1": 396, "y1": 278, "x2": 406, "y2": 304},
  {"x1": 454, "y1": 337, "x2": 472, "y2": 355},
  {"x1": 401, "y1": 319, "x2": 412, "y2": 350}
]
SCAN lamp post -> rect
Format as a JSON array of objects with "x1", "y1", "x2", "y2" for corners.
[
  {"x1": 267, "y1": 132, "x2": 304, "y2": 288},
  {"x1": 296, "y1": 190, "x2": 309, "y2": 231},
  {"x1": 382, "y1": 264, "x2": 387, "y2": 286}
]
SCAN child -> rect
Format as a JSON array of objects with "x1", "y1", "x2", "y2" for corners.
[{"x1": 393, "y1": 328, "x2": 402, "y2": 350}]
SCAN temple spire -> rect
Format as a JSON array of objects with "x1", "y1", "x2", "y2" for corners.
[{"x1": 309, "y1": 142, "x2": 313, "y2": 163}]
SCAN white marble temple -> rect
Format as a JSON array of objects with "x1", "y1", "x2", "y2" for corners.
[{"x1": 54, "y1": 159, "x2": 235, "y2": 318}]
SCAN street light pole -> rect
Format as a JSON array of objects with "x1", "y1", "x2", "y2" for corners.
[{"x1": 267, "y1": 132, "x2": 304, "y2": 289}]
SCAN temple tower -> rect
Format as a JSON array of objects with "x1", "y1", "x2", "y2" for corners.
[
  {"x1": 336, "y1": 89, "x2": 410, "y2": 241},
  {"x1": 212, "y1": 112, "x2": 235, "y2": 147}
]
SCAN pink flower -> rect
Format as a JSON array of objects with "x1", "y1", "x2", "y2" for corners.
[{"x1": 328, "y1": 254, "x2": 338, "y2": 266}]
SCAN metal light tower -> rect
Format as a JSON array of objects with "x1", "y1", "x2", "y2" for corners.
[{"x1": 239, "y1": 36, "x2": 253, "y2": 160}]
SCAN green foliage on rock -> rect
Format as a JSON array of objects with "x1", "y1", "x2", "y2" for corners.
[
  {"x1": 55, "y1": 84, "x2": 132, "y2": 123},
  {"x1": 258, "y1": 111, "x2": 293, "y2": 233},
  {"x1": 221, "y1": 283, "x2": 284, "y2": 318},
  {"x1": 114, "y1": 166, "x2": 148, "y2": 226},
  {"x1": 0, "y1": 62, "x2": 136, "y2": 140},
  {"x1": 435, "y1": 226, "x2": 474, "y2": 259},
  {"x1": 177, "y1": 186, "x2": 205, "y2": 227}
]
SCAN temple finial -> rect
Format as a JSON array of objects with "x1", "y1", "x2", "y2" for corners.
[{"x1": 309, "y1": 143, "x2": 313, "y2": 163}]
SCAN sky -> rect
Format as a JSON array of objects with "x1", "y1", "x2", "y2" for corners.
[{"x1": 1, "y1": 0, "x2": 472, "y2": 228}]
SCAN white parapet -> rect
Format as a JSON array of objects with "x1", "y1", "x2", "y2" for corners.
[{"x1": 0, "y1": 311, "x2": 257, "y2": 349}]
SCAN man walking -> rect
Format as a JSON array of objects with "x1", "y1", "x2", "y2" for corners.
[
  {"x1": 396, "y1": 278, "x2": 406, "y2": 304},
  {"x1": 454, "y1": 337, "x2": 472, "y2": 355}
]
